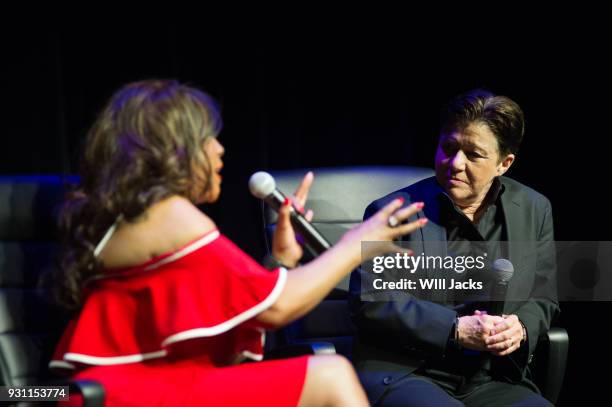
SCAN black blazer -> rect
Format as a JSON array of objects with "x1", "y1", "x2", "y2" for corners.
[{"x1": 348, "y1": 176, "x2": 559, "y2": 400}]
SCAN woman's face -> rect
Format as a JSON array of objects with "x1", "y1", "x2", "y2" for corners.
[
  {"x1": 435, "y1": 122, "x2": 514, "y2": 207},
  {"x1": 196, "y1": 137, "x2": 225, "y2": 204}
]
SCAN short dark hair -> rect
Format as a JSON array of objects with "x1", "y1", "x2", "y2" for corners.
[{"x1": 440, "y1": 89, "x2": 525, "y2": 157}]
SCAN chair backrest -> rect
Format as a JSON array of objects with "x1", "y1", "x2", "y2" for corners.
[
  {"x1": 0, "y1": 176, "x2": 72, "y2": 386},
  {"x1": 263, "y1": 166, "x2": 434, "y2": 356}
]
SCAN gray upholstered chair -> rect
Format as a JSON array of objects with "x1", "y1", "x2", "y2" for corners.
[{"x1": 0, "y1": 175, "x2": 104, "y2": 406}]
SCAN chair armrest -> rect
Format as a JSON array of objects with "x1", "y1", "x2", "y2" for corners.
[
  {"x1": 69, "y1": 379, "x2": 105, "y2": 407},
  {"x1": 37, "y1": 377, "x2": 105, "y2": 406},
  {"x1": 533, "y1": 327, "x2": 569, "y2": 405}
]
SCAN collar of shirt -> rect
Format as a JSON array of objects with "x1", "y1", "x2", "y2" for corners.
[{"x1": 435, "y1": 177, "x2": 505, "y2": 223}]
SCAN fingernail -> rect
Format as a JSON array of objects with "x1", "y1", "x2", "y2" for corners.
[
  {"x1": 397, "y1": 197, "x2": 405, "y2": 205},
  {"x1": 283, "y1": 197, "x2": 291, "y2": 206},
  {"x1": 415, "y1": 202, "x2": 424, "y2": 209},
  {"x1": 419, "y1": 218, "x2": 428, "y2": 225},
  {"x1": 292, "y1": 198, "x2": 304, "y2": 212}
]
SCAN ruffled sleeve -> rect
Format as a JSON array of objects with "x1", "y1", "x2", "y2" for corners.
[{"x1": 50, "y1": 230, "x2": 286, "y2": 371}]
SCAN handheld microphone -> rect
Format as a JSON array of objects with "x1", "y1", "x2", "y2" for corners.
[
  {"x1": 249, "y1": 171, "x2": 331, "y2": 254},
  {"x1": 489, "y1": 258, "x2": 514, "y2": 315}
]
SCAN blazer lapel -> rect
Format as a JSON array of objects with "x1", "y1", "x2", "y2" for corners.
[
  {"x1": 500, "y1": 178, "x2": 524, "y2": 307},
  {"x1": 418, "y1": 184, "x2": 448, "y2": 302}
]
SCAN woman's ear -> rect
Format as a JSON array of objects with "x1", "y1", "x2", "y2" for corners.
[{"x1": 497, "y1": 154, "x2": 515, "y2": 176}]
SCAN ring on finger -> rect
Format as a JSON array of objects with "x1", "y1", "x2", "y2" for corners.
[{"x1": 388, "y1": 215, "x2": 399, "y2": 228}]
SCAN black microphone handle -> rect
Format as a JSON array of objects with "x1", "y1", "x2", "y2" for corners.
[
  {"x1": 265, "y1": 190, "x2": 331, "y2": 254},
  {"x1": 489, "y1": 282, "x2": 508, "y2": 315},
  {"x1": 267, "y1": 189, "x2": 287, "y2": 211},
  {"x1": 289, "y1": 210, "x2": 331, "y2": 253}
]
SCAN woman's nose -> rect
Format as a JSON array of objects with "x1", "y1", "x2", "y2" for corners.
[
  {"x1": 449, "y1": 151, "x2": 466, "y2": 170},
  {"x1": 215, "y1": 139, "x2": 225, "y2": 156}
]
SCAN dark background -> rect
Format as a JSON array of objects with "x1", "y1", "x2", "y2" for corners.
[{"x1": 2, "y1": 25, "x2": 608, "y2": 405}]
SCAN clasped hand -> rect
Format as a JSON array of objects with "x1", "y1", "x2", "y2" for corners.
[{"x1": 458, "y1": 311, "x2": 524, "y2": 356}]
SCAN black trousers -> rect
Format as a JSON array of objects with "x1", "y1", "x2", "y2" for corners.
[{"x1": 375, "y1": 370, "x2": 553, "y2": 407}]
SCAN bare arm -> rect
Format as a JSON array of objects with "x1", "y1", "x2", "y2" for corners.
[
  {"x1": 143, "y1": 194, "x2": 424, "y2": 330},
  {"x1": 257, "y1": 198, "x2": 426, "y2": 327}
]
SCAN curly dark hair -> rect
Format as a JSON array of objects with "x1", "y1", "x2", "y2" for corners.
[
  {"x1": 54, "y1": 80, "x2": 222, "y2": 310},
  {"x1": 440, "y1": 89, "x2": 525, "y2": 158}
]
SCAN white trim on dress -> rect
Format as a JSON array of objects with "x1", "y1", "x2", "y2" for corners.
[
  {"x1": 144, "y1": 230, "x2": 220, "y2": 271},
  {"x1": 64, "y1": 350, "x2": 168, "y2": 366},
  {"x1": 48, "y1": 360, "x2": 76, "y2": 370},
  {"x1": 162, "y1": 267, "x2": 286, "y2": 346},
  {"x1": 86, "y1": 229, "x2": 220, "y2": 284},
  {"x1": 241, "y1": 350, "x2": 264, "y2": 361},
  {"x1": 49, "y1": 266, "x2": 287, "y2": 369}
]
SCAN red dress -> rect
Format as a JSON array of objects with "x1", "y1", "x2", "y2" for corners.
[{"x1": 51, "y1": 229, "x2": 308, "y2": 406}]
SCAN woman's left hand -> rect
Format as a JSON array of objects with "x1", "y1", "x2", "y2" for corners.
[
  {"x1": 272, "y1": 171, "x2": 314, "y2": 267},
  {"x1": 485, "y1": 314, "x2": 525, "y2": 356}
]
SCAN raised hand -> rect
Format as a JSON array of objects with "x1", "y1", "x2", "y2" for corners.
[
  {"x1": 345, "y1": 198, "x2": 427, "y2": 260},
  {"x1": 272, "y1": 171, "x2": 314, "y2": 267}
]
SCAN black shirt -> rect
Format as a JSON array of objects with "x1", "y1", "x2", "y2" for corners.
[
  {"x1": 439, "y1": 176, "x2": 506, "y2": 244},
  {"x1": 424, "y1": 178, "x2": 508, "y2": 392},
  {"x1": 437, "y1": 177, "x2": 507, "y2": 307}
]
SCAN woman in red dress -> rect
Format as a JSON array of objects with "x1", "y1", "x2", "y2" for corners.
[{"x1": 51, "y1": 80, "x2": 426, "y2": 406}]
